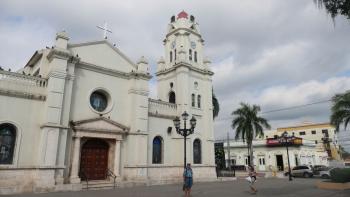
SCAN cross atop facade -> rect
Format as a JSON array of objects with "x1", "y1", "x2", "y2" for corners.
[{"x1": 96, "y1": 21, "x2": 112, "y2": 39}]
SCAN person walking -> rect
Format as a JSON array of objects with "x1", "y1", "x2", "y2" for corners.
[
  {"x1": 183, "y1": 163, "x2": 193, "y2": 197},
  {"x1": 247, "y1": 165, "x2": 257, "y2": 194}
]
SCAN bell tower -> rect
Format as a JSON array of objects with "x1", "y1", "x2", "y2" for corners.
[
  {"x1": 156, "y1": 11, "x2": 215, "y2": 167},
  {"x1": 156, "y1": 11, "x2": 213, "y2": 111}
]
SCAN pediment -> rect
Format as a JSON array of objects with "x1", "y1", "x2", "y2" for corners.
[
  {"x1": 69, "y1": 40, "x2": 137, "y2": 73},
  {"x1": 71, "y1": 117, "x2": 129, "y2": 133}
]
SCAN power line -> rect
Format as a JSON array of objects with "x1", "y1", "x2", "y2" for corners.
[
  {"x1": 216, "y1": 99, "x2": 332, "y2": 121},
  {"x1": 259, "y1": 99, "x2": 332, "y2": 114}
]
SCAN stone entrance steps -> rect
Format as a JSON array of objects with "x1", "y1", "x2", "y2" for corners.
[{"x1": 82, "y1": 180, "x2": 117, "y2": 190}]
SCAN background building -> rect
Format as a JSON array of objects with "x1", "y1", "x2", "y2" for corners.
[
  {"x1": 273, "y1": 122, "x2": 341, "y2": 161},
  {"x1": 223, "y1": 122, "x2": 341, "y2": 172}
]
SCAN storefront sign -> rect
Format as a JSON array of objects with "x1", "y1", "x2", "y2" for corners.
[{"x1": 266, "y1": 137, "x2": 303, "y2": 146}]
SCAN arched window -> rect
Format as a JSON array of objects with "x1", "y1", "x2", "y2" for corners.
[
  {"x1": 170, "y1": 51, "x2": 173, "y2": 62},
  {"x1": 191, "y1": 94, "x2": 195, "y2": 107},
  {"x1": 152, "y1": 136, "x2": 163, "y2": 164},
  {"x1": 194, "y1": 51, "x2": 197, "y2": 62},
  {"x1": 189, "y1": 49, "x2": 192, "y2": 61},
  {"x1": 169, "y1": 91, "x2": 176, "y2": 104},
  {"x1": 174, "y1": 49, "x2": 177, "y2": 61},
  {"x1": 0, "y1": 123, "x2": 16, "y2": 164},
  {"x1": 193, "y1": 139, "x2": 202, "y2": 164},
  {"x1": 197, "y1": 95, "x2": 201, "y2": 108}
]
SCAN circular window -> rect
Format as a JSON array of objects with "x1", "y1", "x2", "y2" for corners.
[{"x1": 90, "y1": 91, "x2": 108, "y2": 112}]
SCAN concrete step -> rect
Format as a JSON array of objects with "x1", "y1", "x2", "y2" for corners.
[{"x1": 82, "y1": 180, "x2": 117, "y2": 190}]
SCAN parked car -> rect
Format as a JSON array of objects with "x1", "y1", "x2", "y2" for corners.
[
  {"x1": 291, "y1": 165, "x2": 314, "y2": 178},
  {"x1": 312, "y1": 165, "x2": 328, "y2": 177}
]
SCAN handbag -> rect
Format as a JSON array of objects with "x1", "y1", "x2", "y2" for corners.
[{"x1": 245, "y1": 176, "x2": 252, "y2": 183}]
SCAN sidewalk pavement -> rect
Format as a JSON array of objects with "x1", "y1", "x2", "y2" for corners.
[{"x1": 5, "y1": 178, "x2": 350, "y2": 197}]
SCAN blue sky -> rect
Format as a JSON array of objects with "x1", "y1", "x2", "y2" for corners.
[{"x1": 1, "y1": 0, "x2": 350, "y2": 150}]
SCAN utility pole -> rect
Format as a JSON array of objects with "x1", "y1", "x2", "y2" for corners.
[{"x1": 227, "y1": 132, "x2": 231, "y2": 172}]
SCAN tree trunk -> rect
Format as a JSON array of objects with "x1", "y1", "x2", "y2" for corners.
[
  {"x1": 249, "y1": 142, "x2": 254, "y2": 166},
  {"x1": 247, "y1": 146, "x2": 250, "y2": 165}
]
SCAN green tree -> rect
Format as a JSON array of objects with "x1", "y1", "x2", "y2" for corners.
[
  {"x1": 339, "y1": 145, "x2": 350, "y2": 159},
  {"x1": 215, "y1": 147, "x2": 225, "y2": 169},
  {"x1": 212, "y1": 88, "x2": 220, "y2": 119},
  {"x1": 231, "y1": 103, "x2": 271, "y2": 165},
  {"x1": 330, "y1": 90, "x2": 350, "y2": 131},
  {"x1": 314, "y1": 0, "x2": 350, "y2": 19}
]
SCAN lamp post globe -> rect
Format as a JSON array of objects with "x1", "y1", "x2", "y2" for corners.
[{"x1": 173, "y1": 116, "x2": 180, "y2": 131}]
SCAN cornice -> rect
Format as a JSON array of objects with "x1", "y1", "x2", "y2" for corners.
[
  {"x1": 0, "y1": 89, "x2": 46, "y2": 101},
  {"x1": 73, "y1": 126, "x2": 127, "y2": 135},
  {"x1": 124, "y1": 164, "x2": 215, "y2": 168},
  {"x1": 77, "y1": 61, "x2": 153, "y2": 80},
  {"x1": 77, "y1": 61, "x2": 130, "y2": 79},
  {"x1": 129, "y1": 71, "x2": 152, "y2": 80},
  {"x1": 40, "y1": 123, "x2": 69, "y2": 129},
  {"x1": 148, "y1": 112, "x2": 176, "y2": 120},
  {"x1": 166, "y1": 28, "x2": 203, "y2": 41},
  {"x1": 47, "y1": 48, "x2": 71, "y2": 62},
  {"x1": 71, "y1": 116, "x2": 130, "y2": 131},
  {"x1": 47, "y1": 70, "x2": 68, "y2": 79},
  {"x1": 68, "y1": 40, "x2": 137, "y2": 69},
  {"x1": 128, "y1": 89, "x2": 149, "y2": 96},
  {"x1": 155, "y1": 62, "x2": 214, "y2": 76}
]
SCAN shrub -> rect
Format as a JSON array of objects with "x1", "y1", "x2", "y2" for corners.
[{"x1": 330, "y1": 168, "x2": 350, "y2": 183}]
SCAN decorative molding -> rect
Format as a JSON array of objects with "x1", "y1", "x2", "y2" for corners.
[
  {"x1": 71, "y1": 116, "x2": 130, "y2": 131},
  {"x1": 148, "y1": 112, "x2": 177, "y2": 120},
  {"x1": 128, "y1": 89, "x2": 149, "y2": 96},
  {"x1": 73, "y1": 126, "x2": 126, "y2": 135},
  {"x1": 128, "y1": 132, "x2": 149, "y2": 136},
  {"x1": 124, "y1": 164, "x2": 215, "y2": 168},
  {"x1": 47, "y1": 70, "x2": 68, "y2": 79},
  {"x1": 78, "y1": 61, "x2": 129, "y2": 79},
  {"x1": 77, "y1": 61, "x2": 152, "y2": 80},
  {"x1": 149, "y1": 98, "x2": 177, "y2": 107},
  {"x1": 0, "y1": 89, "x2": 46, "y2": 101},
  {"x1": 129, "y1": 71, "x2": 152, "y2": 80},
  {"x1": 0, "y1": 70, "x2": 48, "y2": 82},
  {"x1": 68, "y1": 39, "x2": 138, "y2": 69},
  {"x1": 47, "y1": 48, "x2": 71, "y2": 62},
  {"x1": 156, "y1": 62, "x2": 214, "y2": 76},
  {"x1": 166, "y1": 28, "x2": 203, "y2": 40},
  {"x1": 40, "y1": 123, "x2": 69, "y2": 129},
  {"x1": 0, "y1": 165, "x2": 65, "y2": 170}
]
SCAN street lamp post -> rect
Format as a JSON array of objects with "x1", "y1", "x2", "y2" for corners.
[
  {"x1": 173, "y1": 111, "x2": 197, "y2": 168},
  {"x1": 280, "y1": 131, "x2": 293, "y2": 181}
]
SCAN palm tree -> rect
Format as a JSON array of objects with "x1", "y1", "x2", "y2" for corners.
[
  {"x1": 330, "y1": 90, "x2": 350, "y2": 132},
  {"x1": 231, "y1": 103, "x2": 271, "y2": 165},
  {"x1": 314, "y1": 0, "x2": 350, "y2": 20},
  {"x1": 212, "y1": 88, "x2": 220, "y2": 119}
]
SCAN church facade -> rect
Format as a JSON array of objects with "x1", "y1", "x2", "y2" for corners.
[{"x1": 0, "y1": 11, "x2": 216, "y2": 194}]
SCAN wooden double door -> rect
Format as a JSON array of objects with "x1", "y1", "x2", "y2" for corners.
[{"x1": 80, "y1": 139, "x2": 109, "y2": 180}]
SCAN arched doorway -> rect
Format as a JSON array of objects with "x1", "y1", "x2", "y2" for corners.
[{"x1": 80, "y1": 138, "x2": 109, "y2": 180}]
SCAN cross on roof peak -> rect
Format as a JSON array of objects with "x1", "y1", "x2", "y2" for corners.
[{"x1": 96, "y1": 21, "x2": 112, "y2": 39}]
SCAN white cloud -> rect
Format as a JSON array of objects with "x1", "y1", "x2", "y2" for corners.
[{"x1": 214, "y1": 77, "x2": 350, "y2": 139}]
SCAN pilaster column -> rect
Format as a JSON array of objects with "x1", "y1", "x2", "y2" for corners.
[
  {"x1": 114, "y1": 140, "x2": 121, "y2": 176},
  {"x1": 70, "y1": 136, "x2": 81, "y2": 183}
]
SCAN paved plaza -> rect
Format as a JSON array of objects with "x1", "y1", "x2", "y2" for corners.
[{"x1": 5, "y1": 178, "x2": 350, "y2": 197}]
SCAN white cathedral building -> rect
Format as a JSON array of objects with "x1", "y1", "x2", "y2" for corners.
[{"x1": 0, "y1": 11, "x2": 216, "y2": 194}]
